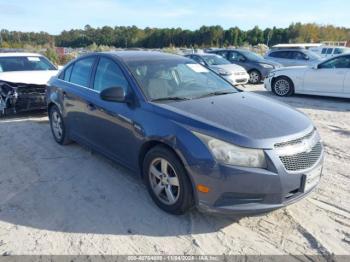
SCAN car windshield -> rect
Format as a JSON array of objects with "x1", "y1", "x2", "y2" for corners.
[
  {"x1": 305, "y1": 51, "x2": 321, "y2": 60},
  {"x1": 0, "y1": 56, "x2": 56, "y2": 72},
  {"x1": 240, "y1": 50, "x2": 264, "y2": 61},
  {"x1": 126, "y1": 58, "x2": 237, "y2": 101},
  {"x1": 201, "y1": 55, "x2": 231, "y2": 65}
]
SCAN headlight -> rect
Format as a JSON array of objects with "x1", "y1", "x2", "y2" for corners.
[
  {"x1": 260, "y1": 63, "x2": 274, "y2": 69},
  {"x1": 216, "y1": 68, "x2": 232, "y2": 76},
  {"x1": 193, "y1": 132, "x2": 267, "y2": 168}
]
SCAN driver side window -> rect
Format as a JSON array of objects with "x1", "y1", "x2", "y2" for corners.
[
  {"x1": 93, "y1": 57, "x2": 129, "y2": 92},
  {"x1": 318, "y1": 56, "x2": 350, "y2": 69},
  {"x1": 228, "y1": 51, "x2": 244, "y2": 62}
]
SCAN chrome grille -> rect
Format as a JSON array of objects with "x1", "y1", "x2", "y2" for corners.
[
  {"x1": 275, "y1": 130, "x2": 323, "y2": 172},
  {"x1": 275, "y1": 131, "x2": 314, "y2": 148},
  {"x1": 279, "y1": 142, "x2": 322, "y2": 172}
]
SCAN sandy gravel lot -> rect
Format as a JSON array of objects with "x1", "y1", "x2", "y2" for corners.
[{"x1": 0, "y1": 84, "x2": 349, "y2": 256}]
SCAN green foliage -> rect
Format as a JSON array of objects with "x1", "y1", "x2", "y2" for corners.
[
  {"x1": 44, "y1": 48, "x2": 59, "y2": 65},
  {"x1": 58, "y1": 54, "x2": 75, "y2": 65},
  {"x1": 1, "y1": 23, "x2": 350, "y2": 49}
]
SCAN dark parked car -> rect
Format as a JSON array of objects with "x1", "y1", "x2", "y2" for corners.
[
  {"x1": 184, "y1": 53, "x2": 249, "y2": 85},
  {"x1": 47, "y1": 51, "x2": 324, "y2": 215},
  {"x1": 207, "y1": 49, "x2": 282, "y2": 84},
  {"x1": 264, "y1": 49, "x2": 321, "y2": 67}
]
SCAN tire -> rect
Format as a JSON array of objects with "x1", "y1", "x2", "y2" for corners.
[
  {"x1": 143, "y1": 145, "x2": 194, "y2": 215},
  {"x1": 49, "y1": 105, "x2": 71, "y2": 145},
  {"x1": 248, "y1": 70, "x2": 262, "y2": 84},
  {"x1": 272, "y1": 76, "x2": 294, "y2": 97}
]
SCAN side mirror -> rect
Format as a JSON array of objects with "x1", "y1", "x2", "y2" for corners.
[
  {"x1": 312, "y1": 64, "x2": 318, "y2": 69},
  {"x1": 304, "y1": 55, "x2": 310, "y2": 60},
  {"x1": 100, "y1": 86, "x2": 129, "y2": 103}
]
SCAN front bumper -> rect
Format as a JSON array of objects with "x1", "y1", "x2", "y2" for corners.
[
  {"x1": 264, "y1": 77, "x2": 272, "y2": 91},
  {"x1": 187, "y1": 149, "x2": 324, "y2": 215},
  {"x1": 224, "y1": 74, "x2": 250, "y2": 85}
]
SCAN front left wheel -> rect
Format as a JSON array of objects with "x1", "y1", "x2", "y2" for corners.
[
  {"x1": 143, "y1": 146, "x2": 194, "y2": 215},
  {"x1": 272, "y1": 76, "x2": 294, "y2": 97}
]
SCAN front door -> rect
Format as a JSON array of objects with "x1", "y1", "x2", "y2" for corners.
[
  {"x1": 303, "y1": 55, "x2": 350, "y2": 94},
  {"x1": 83, "y1": 56, "x2": 138, "y2": 166}
]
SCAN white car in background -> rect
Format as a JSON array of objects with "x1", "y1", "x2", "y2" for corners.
[
  {"x1": 185, "y1": 53, "x2": 250, "y2": 85},
  {"x1": 310, "y1": 46, "x2": 350, "y2": 58},
  {"x1": 264, "y1": 54, "x2": 350, "y2": 98},
  {"x1": 0, "y1": 52, "x2": 58, "y2": 115}
]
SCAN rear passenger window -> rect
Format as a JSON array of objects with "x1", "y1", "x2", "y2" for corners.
[
  {"x1": 63, "y1": 64, "x2": 73, "y2": 81},
  {"x1": 270, "y1": 51, "x2": 289, "y2": 59},
  {"x1": 269, "y1": 52, "x2": 279, "y2": 58},
  {"x1": 70, "y1": 57, "x2": 95, "y2": 87},
  {"x1": 326, "y1": 48, "x2": 333, "y2": 55},
  {"x1": 292, "y1": 52, "x2": 306, "y2": 60},
  {"x1": 93, "y1": 57, "x2": 129, "y2": 92}
]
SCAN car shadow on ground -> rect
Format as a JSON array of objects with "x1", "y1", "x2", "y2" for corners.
[{"x1": 0, "y1": 117, "x2": 239, "y2": 237}]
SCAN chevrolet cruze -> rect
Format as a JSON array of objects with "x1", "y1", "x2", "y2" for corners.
[{"x1": 47, "y1": 51, "x2": 324, "y2": 215}]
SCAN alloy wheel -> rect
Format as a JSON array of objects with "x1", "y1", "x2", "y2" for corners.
[
  {"x1": 51, "y1": 111, "x2": 63, "y2": 140},
  {"x1": 249, "y1": 71, "x2": 260, "y2": 84},
  {"x1": 274, "y1": 79, "x2": 290, "y2": 96},
  {"x1": 149, "y1": 157, "x2": 180, "y2": 205}
]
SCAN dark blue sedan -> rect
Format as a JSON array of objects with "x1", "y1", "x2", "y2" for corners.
[{"x1": 47, "y1": 51, "x2": 324, "y2": 215}]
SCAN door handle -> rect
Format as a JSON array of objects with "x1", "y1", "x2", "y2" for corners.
[{"x1": 87, "y1": 102, "x2": 96, "y2": 111}]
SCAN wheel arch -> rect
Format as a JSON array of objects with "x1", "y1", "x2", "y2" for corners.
[
  {"x1": 138, "y1": 140, "x2": 188, "y2": 177},
  {"x1": 272, "y1": 75, "x2": 295, "y2": 89},
  {"x1": 248, "y1": 68, "x2": 261, "y2": 75},
  {"x1": 138, "y1": 139, "x2": 197, "y2": 202}
]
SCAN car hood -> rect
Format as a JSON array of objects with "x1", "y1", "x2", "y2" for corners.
[
  {"x1": 0, "y1": 70, "x2": 59, "y2": 85},
  {"x1": 259, "y1": 59, "x2": 283, "y2": 68},
  {"x1": 211, "y1": 64, "x2": 247, "y2": 72},
  {"x1": 155, "y1": 92, "x2": 313, "y2": 149},
  {"x1": 273, "y1": 65, "x2": 310, "y2": 73}
]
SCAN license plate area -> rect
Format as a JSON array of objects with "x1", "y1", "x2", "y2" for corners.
[{"x1": 302, "y1": 165, "x2": 322, "y2": 192}]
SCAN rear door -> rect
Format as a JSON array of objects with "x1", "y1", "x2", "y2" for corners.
[
  {"x1": 303, "y1": 55, "x2": 350, "y2": 94},
  {"x1": 59, "y1": 56, "x2": 97, "y2": 140},
  {"x1": 268, "y1": 51, "x2": 293, "y2": 66}
]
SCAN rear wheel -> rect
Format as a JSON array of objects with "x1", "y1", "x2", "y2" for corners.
[
  {"x1": 49, "y1": 105, "x2": 71, "y2": 145},
  {"x1": 272, "y1": 76, "x2": 294, "y2": 97},
  {"x1": 143, "y1": 146, "x2": 194, "y2": 215},
  {"x1": 249, "y1": 70, "x2": 262, "y2": 84}
]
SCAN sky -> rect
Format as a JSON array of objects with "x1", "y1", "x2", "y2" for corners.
[{"x1": 0, "y1": 0, "x2": 349, "y2": 34}]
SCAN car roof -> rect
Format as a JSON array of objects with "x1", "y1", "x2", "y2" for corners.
[
  {"x1": 0, "y1": 52, "x2": 43, "y2": 57},
  {"x1": 209, "y1": 48, "x2": 252, "y2": 53},
  {"x1": 103, "y1": 51, "x2": 189, "y2": 63},
  {"x1": 187, "y1": 53, "x2": 218, "y2": 57},
  {"x1": 269, "y1": 49, "x2": 308, "y2": 52}
]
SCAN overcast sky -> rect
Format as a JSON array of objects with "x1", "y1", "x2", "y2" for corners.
[{"x1": 0, "y1": 0, "x2": 348, "y2": 34}]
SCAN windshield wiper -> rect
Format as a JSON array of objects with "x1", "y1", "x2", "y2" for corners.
[
  {"x1": 151, "y1": 96, "x2": 190, "y2": 102},
  {"x1": 196, "y1": 90, "x2": 235, "y2": 99}
]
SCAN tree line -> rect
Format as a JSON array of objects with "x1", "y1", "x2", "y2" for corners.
[{"x1": 1, "y1": 23, "x2": 349, "y2": 49}]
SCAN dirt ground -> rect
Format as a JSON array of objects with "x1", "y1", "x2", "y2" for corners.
[{"x1": 0, "y1": 84, "x2": 349, "y2": 256}]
